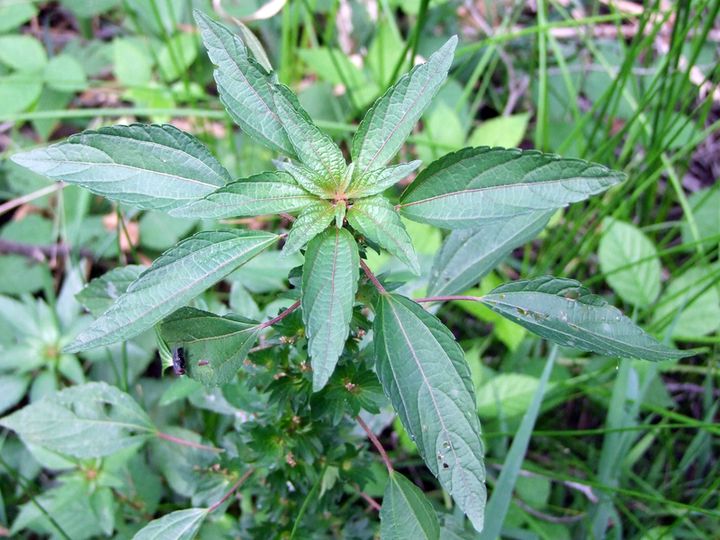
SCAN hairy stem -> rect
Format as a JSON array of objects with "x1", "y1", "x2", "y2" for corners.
[
  {"x1": 155, "y1": 431, "x2": 224, "y2": 453},
  {"x1": 257, "y1": 299, "x2": 301, "y2": 330},
  {"x1": 414, "y1": 295, "x2": 485, "y2": 303},
  {"x1": 207, "y1": 468, "x2": 255, "y2": 513},
  {"x1": 356, "y1": 415, "x2": 393, "y2": 473},
  {"x1": 359, "y1": 260, "x2": 387, "y2": 294}
]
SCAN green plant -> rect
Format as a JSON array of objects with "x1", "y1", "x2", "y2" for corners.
[{"x1": 2, "y1": 9, "x2": 690, "y2": 537}]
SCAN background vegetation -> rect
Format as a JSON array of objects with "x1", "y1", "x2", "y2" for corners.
[{"x1": 0, "y1": 0, "x2": 718, "y2": 538}]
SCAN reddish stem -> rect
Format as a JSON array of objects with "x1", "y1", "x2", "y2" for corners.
[
  {"x1": 156, "y1": 431, "x2": 224, "y2": 453},
  {"x1": 258, "y1": 300, "x2": 301, "y2": 330},
  {"x1": 356, "y1": 416, "x2": 393, "y2": 473},
  {"x1": 414, "y1": 295, "x2": 485, "y2": 303},
  {"x1": 207, "y1": 468, "x2": 255, "y2": 513},
  {"x1": 359, "y1": 260, "x2": 387, "y2": 294},
  {"x1": 353, "y1": 483, "x2": 382, "y2": 511}
]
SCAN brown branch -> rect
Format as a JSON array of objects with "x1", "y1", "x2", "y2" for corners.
[
  {"x1": 257, "y1": 300, "x2": 301, "y2": 330},
  {"x1": 155, "y1": 431, "x2": 224, "y2": 453},
  {"x1": 359, "y1": 260, "x2": 386, "y2": 294},
  {"x1": 356, "y1": 416, "x2": 393, "y2": 473},
  {"x1": 207, "y1": 468, "x2": 255, "y2": 513},
  {"x1": 414, "y1": 295, "x2": 485, "y2": 303},
  {"x1": 0, "y1": 239, "x2": 94, "y2": 262}
]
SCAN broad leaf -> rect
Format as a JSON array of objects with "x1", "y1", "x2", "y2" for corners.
[
  {"x1": 380, "y1": 471, "x2": 440, "y2": 540},
  {"x1": 66, "y1": 230, "x2": 278, "y2": 352},
  {"x1": 399, "y1": 147, "x2": 625, "y2": 229},
  {"x1": 11, "y1": 124, "x2": 230, "y2": 211},
  {"x1": 302, "y1": 228, "x2": 359, "y2": 391},
  {"x1": 347, "y1": 195, "x2": 419, "y2": 274},
  {"x1": 598, "y1": 218, "x2": 661, "y2": 307},
  {"x1": 133, "y1": 508, "x2": 207, "y2": 540},
  {"x1": 0, "y1": 382, "x2": 154, "y2": 458},
  {"x1": 428, "y1": 211, "x2": 552, "y2": 296},
  {"x1": 170, "y1": 171, "x2": 315, "y2": 219},
  {"x1": 352, "y1": 36, "x2": 457, "y2": 177},
  {"x1": 346, "y1": 161, "x2": 422, "y2": 198},
  {"x1": 160, "y1": 307, "x2": 259, "y2": 386},
  {"x1": 76, "y1": 265, "x2": 145, "y2": 317},
  {"x1": 374, "y1": 293, "x2": 486, "y2": 531},
  {"x1": 283, "y1": 200, "x2": 335, "y2": 255},
  {"x1": 481, "y1": 277, "x2": 688, "y2": 360},
  {"x1": 194, "y1": 10, "x2": 295, "y2": 156}
]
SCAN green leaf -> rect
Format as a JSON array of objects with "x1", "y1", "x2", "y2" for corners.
[
  {"x1": 0, "y1": 374, "x2": 29, "y2": 415},
  {"x1": 467, "y1": 113, "x2": 530, "y2": 148},
  {"x1": 428, "y1": 211, "x2": 552, "y2": 296},
  {"x1": 44, "y1": 54, "x2": 87, "y2": 92},
  {"x1": 352, "y1": 36, "x2": 457, "y2": 177},
  {"x1": 374, "y1": 293, "x2": 486, "y2": 531},
  {"x1": 158, "y1": 33, "x2": 198, "y2": 82},
  {"x1": 276, "y1": 160, "x2": 329, "y2": 197},
  {"x1": 399, "y1": 147, "x2": 625, "y2": 229},
  {"x1": 380, "y1": 471, "x2": 440, "y2": 540},
  {"x1": 282, "y1": 199, "x2": 336, "y2": 255},
  {"x1": 347, "y1": 195, "x2": 419, "y2": 274},
  {"x1": 475, "y1": 373, "x2": 547, "y2": 418},
  {"x1": 170, "y1": 171, "x2": 315, "y2": 219},
  {"x1": 302, "y1": 227, "x2": 359, "y2": 391},
  {"x1": 160, "y1": 307, "x2": 259, "y2": 386},
  {"x1": 66, "y1": 230, "x2": 278, "y2": 352},
  {"x1": 273, "y1": 85, "x2": 347, "y2": 191},
  {"x1": 114, "y1": 38, "x2": 153, "y2": 87},
  {"x1": 346, "y1": 161, "x2": 421, "y2": 198},
  {"x1": 682, "y1": 186, "x2": 720, "y2": 250},
  {"x1": 0, "y1": 382, "x2": 154, "y2": 458},
  {"x1": 0, "y1": 35, "x2": 47, "y2": 72},
  {"x1": 598, "y1": 218, "x2": 661, "y2": 307},
  {"x1": 11, "y1": 124, "x2": 231, "y2": 211},
  {"x1": 0, "y1": 71, "x2": 43, "y2": 115},
  {"x1": 481, "y1": 276, "x2": 688, "y2": 361},
  {"x1": 194, "y1": 9, "x2": 295, "y2": 157},
  {"x1": 0, "y1": 2, "x2": 36, "y2": 33},
  {"x1": 132, "y1": 508, "x2": 207, "y2": 540},
  {"x1": 76, "y1": 265, "x2": 145, "y2": 317}
]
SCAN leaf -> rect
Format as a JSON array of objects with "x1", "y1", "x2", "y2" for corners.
[
  {"x1": 682, "y1": 186, "x2": 720, "y2": 250},
  {"x1": 114, "y1": 39, "x2": 153, "y2": 87},
  {"x1": 302, "y1": 227, "x2": 359, "y2": 391},
  {"x1": 0, "y1": 35, "x2": 47, "y2": 72},
  {"x1": 76, "y1": 265, "x2": 145, "y2": 317},
  {"x1": 160, "y1": 307, "x2": 259, "y2": 386},
  {"x1": 273, "y1": 85, "x2": 347, "y2": 191},
  {"x1": 467, "y1": 113, "x2": 530, "y2": 148},
  {"x1": 0, "y1": 71, "x2": 43, "y2": 115},
  {"x1": 399, "y1": 147, "x2": 625, "y2": 229},
  {"x1": 347, "y1": 195, "x2": 419, "y2": 274},
  {"x1": 598, "y1": 218, "x2": 661, "y2": 307},
  {"x1": 66, "y1": 230, "x2": 278, "y2": 352},
  {"x1": 194, "y1": 9, "x2": 295, "y2": 157},
  {"x1": 132, "y1": 508, "x2": 207, "y2": 540},
  {"x1": 0, "y1": 2, "x2": 36, "y2": 33},
  {"x1": 0, "y1": 375, "x2": 29, "y2": 416},
  {"x1": 352, "y1": 36, "x2": 457, "y2": 177},
  {"x1": 282, "y1": 199, "x2": 335, "y2": 255},
  {"x1": 157, "y1": 33, "x2": 198, "y2": 82},
  {"x1": 11, "y1": 124, "x2": 231, "y2": 211},
  {"x1": 428, "y1": 211, "x2": 552, "y2": 296},
  {"x1": 475, "y1": 374, "x2": 546, "y2": 418},
  {"x1": 0, "y1": 382, "x2": 154, "y2": 458},
  {"x1": 374, "y1": 293, "x2": 486, "y2": 531},
  {"x1": 44, "y1": 54, "x2": 87, "y2": 92},
  {"x1": 481, "y1": 276, "x2": 688, "y2": 361},
  {"x1": 170, "y1": 171, "x2": 315, "y2": 219},
  {"x1": 346, "y1": 161, "x2": 421, "y2": 198},
  {"x1": 380, "y1": 471, "x2": 440, "y2": 540}
]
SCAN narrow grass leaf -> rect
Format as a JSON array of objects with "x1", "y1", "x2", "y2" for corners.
[
  {"x1": 380, "y1": 471, "x2": 440, "y2": 540},
  {"x1": 283, "y1": 200, "x2": 335, "y2": 255},
  {"x1": 132, "y1": 508, "x2": 207, "y2": 540}
]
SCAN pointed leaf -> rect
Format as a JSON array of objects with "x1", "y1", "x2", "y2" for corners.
[
  {"x1": 352, "y1": 36, "x2": 457, "y2": 176},
  {"x1": 276, "y1": 160, "x2": 330, "y2": 197},
  {"x1": 302, "y1": 228, "x2": 359, "y2": 391},
  {"x1": 481, "y1": 276, "x2": 689, "y2": 361},
  {"x1": 194, "y1": 10, "x2": 295, "y2": 156},
  {"x1": 399, "y1": 147, "x2": 625, "y2": 229},
  {"x1": 66, "y1": 230, "x2": 278, "y2": 352},
  {"x1": 0, "y1": 382, "x2": 154, "y2": 458},
  {"x1": 170, "y1": 171, "x2": 315, "y2": 219},
  {"x1": 347, "y1": 161, "x2": 422, "y2": 198},
  {"x1": 11, "y1": 124, "x2": 231, "y2": 211},
  {"x1": 380, "y1": 471, "x2": 440, "y2": 540},
  {"x1": 133, "y1": 508, "x2": 207, "y2": 540},
  {"x1": 347, "y1": 195, "x2": 419, "y2": 274},
  {"x1": 428, "y1": 211, "x2": 552, "y2": 296},
  {"x1": 76, "y1": 265, "x2": 145, "y2": 317},
  {"x1": 283, "y1": 200, "x2": 335, "y2": 255},
  {"x1": 160, "y1": 307, "x2": 259, "y2": 386},
  {"x1": 374, "y1": 294, "x2": 486, "y2": 531}
]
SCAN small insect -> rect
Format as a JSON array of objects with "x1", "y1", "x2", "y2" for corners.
[
  {"x1": 172, "y1": 347, "x2": 186, "y2": 376},
  {"x1": 197, "y1": 359, "x2": 209, "y2": 367}
]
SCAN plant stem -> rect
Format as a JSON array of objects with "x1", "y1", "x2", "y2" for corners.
[
  {"x1": 257, "y1": 300, "x2": 301, "y2": 330},
  {"x1": 414, "y1": 295, "x2": 485, "y2": 303},
  {"x1": 0, "y1": 183, "x2": 65, "y2": 217},
  {"x1": 359, "y1": 260, "x2": 386, "y2": 294},
  {"x1": 352, "y1": 483, "x2": 382, "y2": 511},
  {"x1": 207, "y1": 468, "x2": 255, "y2": 513},
  {"x1": 155, "y1": 431, "x2": 224, "y2": 453},
  {"x1": 356, "y1": 415, "x2": 393, "y2": 473},
  {"x1": 290, "y1": 466, "x2": 325, "y2": 539}
]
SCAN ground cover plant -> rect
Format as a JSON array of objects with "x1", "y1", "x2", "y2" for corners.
[{"x1": 0, "y1": 1, "x2": 718, "y2": 539}]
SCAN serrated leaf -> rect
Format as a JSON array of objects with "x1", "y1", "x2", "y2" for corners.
[
  {"x1": 276, "y1": 160, "x2": 329, "y2": 197},
  {"x1": 160, "y1": 307, "x2": 259, "y2": 386},
  {"x1": 273, "y1": 85, "x2": 347, "y2": 192},
  {"x1": 347, "y1": 195, "x2": 419, "y2": 274},
  {"x1": 170, "y1": 171, "x2": 315, "y2": 219},
  {"x1": 133, "y1": 508, "x2": 207, "y2": 540},
  {"x1": 194, "y1": 10, "x2": 295, "y2": 157},
  {"x1": 302, "y1": 228, "x2": 359, "y2": 391},
  {"x1": 374, "y1": 293, "x2": 486, "y2": 531},
  {"x1": 283, "y1": 200, "x2": 335, "y2": 255},
  {"x1": 399, "y1": 147, "x2": 625, "y2": 229},
  {"x1": 380, "y1": 471, "x2": 440, "y2": 540},
  {"x1": 76, "y1": 265, "x2": 145, "y2": 317},
  {"x1": 598, "y1": 218, "x2": 661, "y2": 307},
  {"x1": 428, "y1": 211, "x2": 552, "y2": 296},
  {"x1": 347, "y1": 161, "x2": 421, "y2": 198},
  {"x1": 0, "y1": 382, "x2": 154, "y2": 458},
  {"x1": 66, "y1": 230, "x2": 278, "y2": 352},
  {"x1": 352, "y1": 36, "x2": 457, "y2": 177},
  {"x1": 10, "y1": 124, "x2": 231, "y2": 211},
  {"x1": 481, "y1": 276, "x2": 688, "y2": 360}
]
